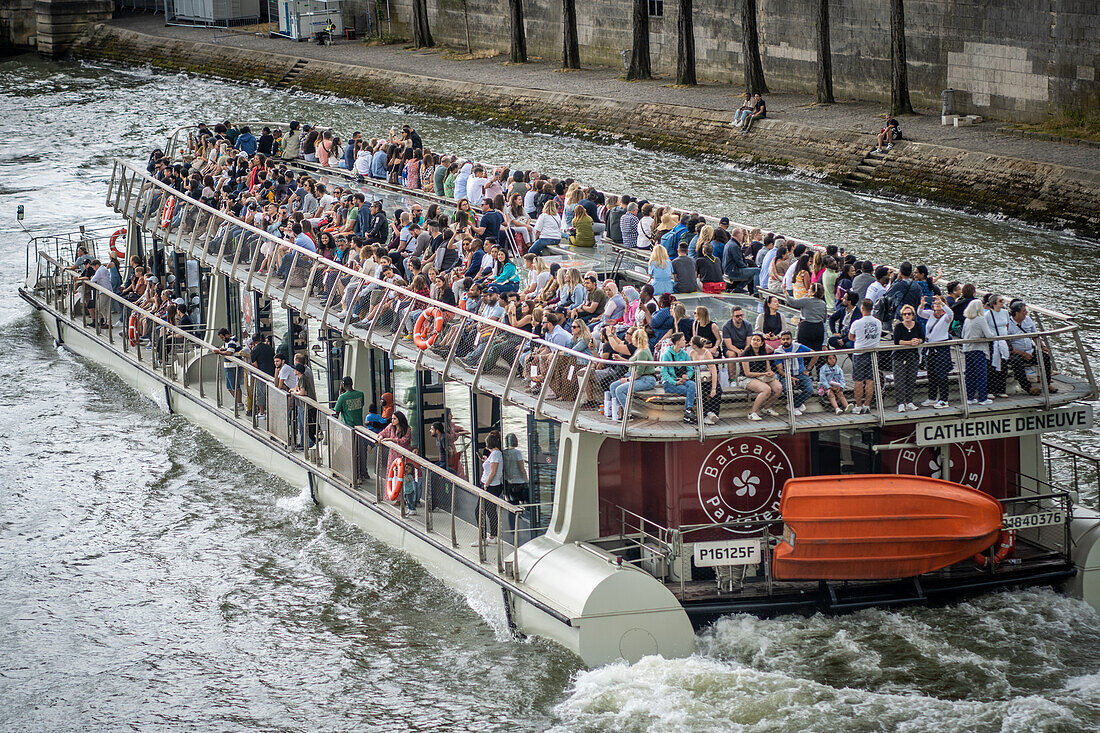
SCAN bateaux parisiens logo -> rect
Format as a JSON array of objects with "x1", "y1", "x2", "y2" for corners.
[
  {"x1": 697, "y1": 437, "x2": 793, "y2": 534},
  {"x1": 893, "y1": 433, "x2": 986, "y2": 490}
]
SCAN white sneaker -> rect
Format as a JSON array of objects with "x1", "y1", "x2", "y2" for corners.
[
  {"x1": 792, "y1": 407, "x2": 804, "y2": 416},
  {"x1": 979, "y1": 398, "x2": 994, "y2": 406},
  {"x1": 763, "y1": 408, "x2": 779, "y2": 417},
  {"x1": 966, "y1": 399, "x2": 977, "y2": 405},
  {"x1": 934, "y1": 400, "x2": 949, "y2": 409},
  {"x1": 898, "y1": 405, "x2": 907, "y2": 413},
  {"x1": 835, "y1": 407, "x2": 844, "y2": 414},
  {"x1": 921, "y1": 399, "x2": 936, "y2": 407},
  {"x1": 873, "y1": 148, "x2": 883, "y2": 154},
  {"x1": 844, "y1": 404, "x2": 853, "y2": 413},
  {"x1": 704, "y1": 412, "x2": 718, "y2": 425},
  {"x1": 906, "y1": 402, "x2": 918, "y2": 412},
  {"x1": 748, "y1": 412, "x2": 762, "y2": 421},
  {"x1": 885, "y1": 143, "x2": 894, "y2": 150}
]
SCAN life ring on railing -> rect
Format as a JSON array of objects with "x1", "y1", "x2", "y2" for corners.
[
  {"x1": 109, "y1": 228, "x2": 126, "y2": 259},
  {"x1": 412, "y1": 307, "x2": 444, "y2": 350},
  {"x1": 974, "y1": 530, "x2": 1015, "y2": 567},
  {"x1": 161, "y1": 196, "x2": 177, "y2": 227},
  {"x1": 128, "y1": 313, "x2": 138, "y2": 346},
  {"x1": 459, "y1": 294, "x2": 468, "y2": 311},
  {"x1": 385, "y1": 460, "x2": 405, "y2": 501}
]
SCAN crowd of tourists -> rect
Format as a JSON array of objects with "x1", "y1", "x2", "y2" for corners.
[{"x1": 119, "y1": 119, "x2": 1059, "y2": 433}]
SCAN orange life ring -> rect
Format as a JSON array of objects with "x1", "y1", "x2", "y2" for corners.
[
  {"x1": 109, "y1": 228, "x2": 126, "y2": 259},
  {"x1": 128, "y1": 313, "x2": 138, "y2": 346},
  {"x1": 974, "y1": 530, "x2": 1015, "y2": 567},
  {"x1": 459, "y1": 295, "x2": 468, "y2": 311},
  {"x1": 161, "y1": 196, "x2": 176, "y2": 227},
  {"x1": 386, "y1": 460, "x2": 404, "y2": 501},
  {"x1": 412, "y1": 307, "x2": 444, "y2": 350}
]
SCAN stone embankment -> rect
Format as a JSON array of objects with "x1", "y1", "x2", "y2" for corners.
[{"x1": 71, "y1": 23, "x2": 1100, "y2": 237}]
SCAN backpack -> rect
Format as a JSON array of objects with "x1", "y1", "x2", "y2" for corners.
[
  {"x1": 873, "y1": 280, "x2": 915, "y2": 326},
  {"x1": 659, "y1": 230, "x2": 678, "y2": 252}
]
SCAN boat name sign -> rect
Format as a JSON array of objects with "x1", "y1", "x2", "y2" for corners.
[
  {"x1": 915, "y1": 405, "x2": 1094, "y2": 446},
  {"x1": 693, "y1": 539, "x2": 762, "y2": 567}
]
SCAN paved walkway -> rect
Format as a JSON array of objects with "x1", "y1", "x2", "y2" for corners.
[{"x1": 112, "y1": 14, "x2": 1100, "y2": 171}]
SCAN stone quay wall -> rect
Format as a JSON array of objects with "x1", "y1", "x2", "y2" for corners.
[
  {"x1": 365, "y1": 0, "x2": 1100, "y2": 124},
  {"x1": 70, "y1": 23, "x2": 1100, "y2": 237}
]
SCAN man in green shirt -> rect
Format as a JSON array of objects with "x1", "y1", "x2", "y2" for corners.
[{"x1": 333, "y1": 376, "x2": 365, "y2": 426}]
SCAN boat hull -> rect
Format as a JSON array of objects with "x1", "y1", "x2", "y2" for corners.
[
  {"x1": 26, "y1": 295, "x2": 695, "y2": 667},
  {"x1": 773, "y1": 475, "x2": 1003, "y2": 580}
]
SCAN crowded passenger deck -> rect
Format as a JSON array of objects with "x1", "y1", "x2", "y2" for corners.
[{"x1": 88, "y1": 119, "x2": 1096, "y2": 442}]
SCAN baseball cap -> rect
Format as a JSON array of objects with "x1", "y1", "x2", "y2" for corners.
[{"x1": 719, "y1": 217, "x2": 730, "y2": 225}]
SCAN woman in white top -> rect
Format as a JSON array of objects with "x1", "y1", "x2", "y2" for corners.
[
  {"x1": 636, "y1": 203, "x2": 655, "y2": 250},
  {"x1": 530, "y1": 200, "x2": 562, "y2": 257},
  {"x1": 520, "y1": 254, "x2": 551, "y2": 297},
  {"x1": 478, "y1": 433, "x2": 505, "y2": 543},
  {"x1": 984, "y1": 293, "x2": 1011, "y2": 397},
  {"x1": 962, "y1": 299, "x2": 995, "y2": 405},
  {"x1": 917, "y1": 294, "x2": 954, "y2": 408}
]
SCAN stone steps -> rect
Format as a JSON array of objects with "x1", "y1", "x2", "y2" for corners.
[{"x1": 277, "y1": 59, "x2": 308, "y2": 87}]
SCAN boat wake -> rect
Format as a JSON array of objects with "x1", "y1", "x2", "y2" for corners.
[
  {"x1": 551, "y1": 588, "x2": 1100, "y2": 732},
  {"x1": 275, "y1": 484, "x2": 316, "y2": 514}
]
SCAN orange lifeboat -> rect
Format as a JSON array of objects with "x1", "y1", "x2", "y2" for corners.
[{"x1": 772, "y1": 475, "x2": 1002, "y2": 581}]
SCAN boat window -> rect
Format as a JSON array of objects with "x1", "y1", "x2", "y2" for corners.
[{"x1": 812, "y1": 428, "x2": 878, "y2": 476}]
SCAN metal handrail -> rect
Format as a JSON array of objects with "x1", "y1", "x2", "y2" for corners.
[
  {"x1": 105, "y1": 158, "x2": 1088, "y2": 374},
  {"x1": 104, "y1": 158, "x2": 1096, "y2": 439},
  {"x1": 38, "y1": 253, "x2": 525, "y2": 522}
]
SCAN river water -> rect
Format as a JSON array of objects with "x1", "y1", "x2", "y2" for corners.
[{"x1": 1, "y1": 56, "x2": 1099, "y2": 732}]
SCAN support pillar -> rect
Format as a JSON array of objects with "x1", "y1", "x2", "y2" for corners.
[{"x1": 34, "y1": 0, "x2": 110, "y2": 57}]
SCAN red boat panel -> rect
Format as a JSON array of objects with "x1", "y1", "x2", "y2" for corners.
[{"x1": 772, "y1": 475, "x2": 1003, "y2": 580}]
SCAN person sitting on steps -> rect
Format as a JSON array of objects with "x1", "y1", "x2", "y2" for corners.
[
  {"x1": 874, "y1": 115, "x2": 902, "y2": 153},
  {"x1": 741, "y1": 93, "x2": 767, "y2": 133}
]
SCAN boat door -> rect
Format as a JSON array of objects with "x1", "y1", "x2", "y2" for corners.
[
  {"x1": 322, "y1": 328, "x2": 345, "y2": 407},
  {"x1": 367, "y1": 346, "x2": 392, "y2": 409},
  {"x1": 470, "y1": 390, "x2": 502, "y2": 483},
  {"x1": 416, "y1": 370, "x2": 445, "y2": 462}
]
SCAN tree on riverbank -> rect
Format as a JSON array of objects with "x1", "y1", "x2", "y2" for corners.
[
  {"x1": 411, "y1": 0, "x2": 433, "y2": 48},
  {"x1": 627, "y1": 0, "x2": 651, "y2": 80},
  {"x1": 509, "y1": 0, "x2": 527, "y2": 63},
  {"x1": 890, "y1": 0, "x2": 914, "y2": 114},
  {"x1": 742, "y1": 0, "x2": 768, "y2": 94},
  {"x1": 676, "y1": 0, "x2": 696, "y2": 85},
  {"x1": 562, "y1": 0, "x2": 580, "y2": 69},
  {"x1": 815, "y1": 0, "x2": 834, "y2": 103}
]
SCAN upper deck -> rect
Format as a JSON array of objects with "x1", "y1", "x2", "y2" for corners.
[{"x1": 90, "y1": 155, "x2": 1097, "y2": 441}]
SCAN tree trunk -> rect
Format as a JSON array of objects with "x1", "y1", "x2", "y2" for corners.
[
  {"x1": 562, "y1": 0, "x2": 580, "y2": 69},
  {"x1": 508, "y1": 0, "x2": 527, "y2": 63},
  {"x1": 462, "y1": 0, "x2": 472, "y2": 55},
  {"x1": 411, "y1": 0, "x2": 433, "y2": 49},
  {"x1": 890, "y1": 0, "x2": 914, "y2": 114},
  {"x1": 741, "y1": 0, "x2": 768, "y2": 94},
  {"x1": 815, "y1": 0, "x2": 833, "y2": 103},
  {"x1": 676, "y1": 0, "x2": 696, "y2": 85},
  {"x1": 626, "y1": 0, "x2": 651, "y2": 80}
]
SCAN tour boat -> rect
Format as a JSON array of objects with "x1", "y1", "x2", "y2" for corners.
[{"x1": 17, "y1": 123, "x2": 1100, "y2": 666}]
